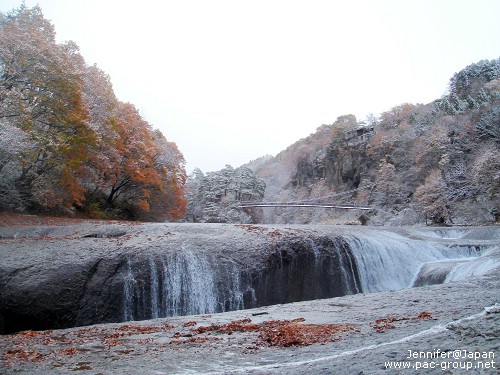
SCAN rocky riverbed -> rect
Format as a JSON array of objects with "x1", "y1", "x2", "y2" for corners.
[
  {"x1": 0, "y1": 273, "x2": 499, "y2": 374},
  {"x1": 0, "y1": 219, "x2": 499, "y2": 374}
]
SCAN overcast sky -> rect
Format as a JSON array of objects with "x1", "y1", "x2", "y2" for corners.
[{"x1": 2, "y1": 0, "x2": 499, "y2": 173}]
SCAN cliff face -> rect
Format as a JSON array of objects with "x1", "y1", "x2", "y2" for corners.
[
  {"x1": 0, "y1": 223, "x2": 360, "y2": 333},
  {"x1": 181, "y1": 59, "x2": 499, "y2": 226},
  {"x1": 184, "y1": 166, "x2": 266, "y2": 223},
  {"x1": 249, "y1": 60, "x2": 500, "y2": 225},
  {"x1": 251, "y1": 115, "x2": 377, "y2": 224}
]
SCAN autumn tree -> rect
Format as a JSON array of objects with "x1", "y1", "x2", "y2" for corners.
[
  {"x1": 145, "y1": 130, "x2": 187, "y2": 221},
  {"x1": 0, "y1": 5, "x2": 96, "y2": 210},
  {"x1": 0, "y1": 5, "x2": 186, "y2": 220}
]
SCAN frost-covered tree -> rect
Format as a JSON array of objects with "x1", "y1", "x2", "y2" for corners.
[
  {"x1": 371, "y1": 162, "x2": 405, "y2": 208},
  {"x1": 475, "y1": 107, "x2": 500, "y2": 143},
  {"x1": 415, "y1": 169, "x2": 451, "y2": 224},
  {"x1": 449, "y1": 58, "x2": 500, "y2": 99},
  {"x1": 184, "y1": 165, "x2": 265, "y2": 223},
  {"x1": 0, "y1": 120, "x2": 32, "y2": 210},
  {"x1": 436, "y1": 58, "x2": 500, "y2": 115},
  {"x1": 0, "y1": 5, "x2": 94, "y2": 209},
  {"x1": 471, "y1": 143, "x2": 500, "y2": 221},
  {"x1": 185, "y1": 168, "x2": 205, "y2": 222}
]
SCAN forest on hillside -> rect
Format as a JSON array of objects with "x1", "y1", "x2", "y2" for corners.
[
  {"x1": 186, "y1": 58, "x2": 500, "y2": 225},
  {"x1": 0, "y1": 5, "x2": 186, "y2": 221}
]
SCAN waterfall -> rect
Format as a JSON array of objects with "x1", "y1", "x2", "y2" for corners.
[
  {"x1": 345, "y1": 231, "x2": 483, "y2": 293},
  {"x1": 162, "y1": 248, "x2": 218, "y2": 316},
  {"x1": 122, "y1": 248, "x2": 255, "y2": 321},
  {"x1": 121, "y1": 231, "x2": 487, "y2": 323},
  {"x1": 337, "y1": 243, "x2": 361, "y2": 295},
  {"x1": 149, "y1": 256, "x2": 160, "y2": 318},
  {"x1": 123, "y1": 257, "x2": 135, "y2": 321}
]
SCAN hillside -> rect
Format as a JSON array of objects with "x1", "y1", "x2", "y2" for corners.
[
  {"x1": 253, "y1": 59, "x2": 500, "y2": 225},
  {"x1": 186, "y1": 58, "x2": 500, "y2": 225}
]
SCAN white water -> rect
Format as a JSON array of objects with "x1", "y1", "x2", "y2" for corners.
[
  {"x1": 149, "y1": 256, "x2": 160, "y2": 319},
  {"x1": 445, "y1": 247, "x2": 500, "y2": 282},
  {"x1": 345, "y1": 231, "x2": 482, "y2": 292},
  {"x1": 161, "y1": 248, "x2": 218, "y2": 316},
  {"x1": 122, "y1": 231, "x2": 491, "y2": 321},
  {"x1": 123, "y1": 249, "x2": 219, "y2": 320},
  {"x1": 123, "y1": 256, "x2": 135, "y2": 321}
]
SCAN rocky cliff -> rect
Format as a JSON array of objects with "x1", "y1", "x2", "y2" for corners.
[{"x1": 189, "y1": 59, "x2": 500, "y2": 226}]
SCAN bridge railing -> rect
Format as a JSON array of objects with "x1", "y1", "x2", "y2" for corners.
[{"x1": 238, "y1": 202, "x2": 374, "y2": 210}]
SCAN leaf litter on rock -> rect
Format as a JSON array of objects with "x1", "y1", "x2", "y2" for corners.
[
  {"x1": 1, "y1": 315, "x2": 361, "y2": 367},
  {"x1": 371, "y1": 311, "x2": 436, "y2": 333},
  {"x1": 178, "y1": 317, "x2": 358, "y2": 348}
]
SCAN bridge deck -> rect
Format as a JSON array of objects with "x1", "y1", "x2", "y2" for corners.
[{"x1": 238, "y1": 203, "x2": 374, "y2": 210}]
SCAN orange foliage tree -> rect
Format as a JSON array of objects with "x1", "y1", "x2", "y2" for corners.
[
  {"x1": 86, "y1": 102, "x2": 186, "y2": 220},
  {"x1": 0, "y1": 5, "x2": 186, "y2": 220},
  {"x1": 0, "y1": 5, "x2": 96, "y2": 209}
]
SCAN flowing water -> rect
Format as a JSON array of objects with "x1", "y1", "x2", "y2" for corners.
[
  {"x1": 344, "y1": 231, "x2": 482, "y2": 292},
  {"x1": 121, "y1": 230, "x2": 489, "y2": 322}
]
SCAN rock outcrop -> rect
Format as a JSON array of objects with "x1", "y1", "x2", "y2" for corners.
[{"x1": 0, "y1": 223, "x2": 498, "y2": 334}]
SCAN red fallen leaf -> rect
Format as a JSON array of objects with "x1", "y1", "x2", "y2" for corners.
[
  {"x1": 2, "y1": 349, "x2": 45, "y2": 363},
  {"x1": 268, "y1": 230, "x2": 283, "y2": 237},
  {"x1": 115, "y1": 323, "x2": 175, "y2": 335},
  {"x1": 138, "y1": 338, "x2": 154, "y2": 344},
  {"x1": 103, "y1": 332, "x2": 123, "y2": 339},
  {"x1": 15, "y1": 330, "x2": 50, "y2": 338},
  {"x1": 57, "y1": 347, "x2": 79, "y2": 355},
  {"x1": 41, "y1": 336, "x2": 58, "y2": 345},
  {"x1": 416, "y1": 311, "x2": 435, "y2": 320},
  {"x1": 103, "y1": 339, "x2": 121, "y2": 347},
  {"x1": 259, "y1": 321, "x2": 356, "y2": 347},
  {"x1": 372, "y1": 311, "x2": 436, "y2": 332},
  {"x1": 183, "y1": 321, "x2": 197, "y2": 327},
  {"x1": 190, "y1": 317, "x2": 356, "y2": 348},
  {"x1": 168, "y1": 337, "x2": 223, "y2": 345},
  {"x1": 235, "y1": 224, "x2": 267, "y2": 233},
  {"x1": 193, "y1": 318, "x2": 261, "y2": 335}
]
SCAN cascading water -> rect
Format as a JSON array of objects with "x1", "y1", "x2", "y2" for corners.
[
  {"x1": 120, "y1": 231, "x2": 488, "y2": 323},
  {"x1": 335, "y1": 240, "x2": 361, "y2": 295},
  {"x1": 344, "y1": 231, "x2": 483, "y2": 292},
  {"x1": 123, "y1": 257, "x2": 135, "y2": 321},
  {"x1": 444, "y1": 246, "x2": 500, "y2": 283},
  {"x1": 123, "y1": 249, "x2": 221, "y2": 320},
  {"x1": 2, "y1": 224, "x2": 497, "y2": 334},
  {"x1": 121, "y1": 237, "x2": 363, "y2": 322}
]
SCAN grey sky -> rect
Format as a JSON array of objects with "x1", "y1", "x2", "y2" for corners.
[{"x1": 1, "y1": 0, "x2": 499, "y2": 173}]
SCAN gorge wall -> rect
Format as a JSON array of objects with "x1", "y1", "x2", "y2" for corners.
[
  {"x1": 1, "y1": 223, "x2": 498, "y2": 334},
  {"x1": 184, "y1": 59, "x2": 500, "y2": 226}
]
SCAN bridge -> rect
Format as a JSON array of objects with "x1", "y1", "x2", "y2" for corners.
[
  {"x1": 238, "y1": 183, "x2": 376, "y2": 210},
  {"x1": 238, "y1": 202, "x2": 374, "y2": 210}
]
